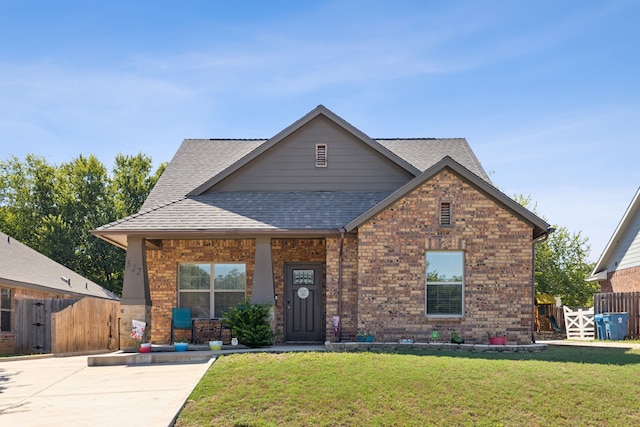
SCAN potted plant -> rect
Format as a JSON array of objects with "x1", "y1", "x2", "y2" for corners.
[
  {"x1": 174, "y1": 339, "x2": 189, "y2": 352},
  {"x1": 139, "y1": 342, "x2": 152, "y2": 353},
  {"x1": 450, "y1": 332, "x2": 464, "y2": 344},
  {"x1": 357, "y1": 331, "x2": 374, "y2": 342},
  {"x1": 488, "y1": 332, "x2": 506, "y2": 345},
  {"x1": 209, "y1": 340, "x2": 223, "y2": 351}
]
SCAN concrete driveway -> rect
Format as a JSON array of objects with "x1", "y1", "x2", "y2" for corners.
[{"x1": 0, "y1": 354, "x2": 213, "y2": 427}]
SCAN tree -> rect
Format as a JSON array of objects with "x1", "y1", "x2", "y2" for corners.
[
  {"x1": 0, "y1": 153, "x2": 165, "y2": 295},
  {"x1": 514, "y1": 195, "x2": 597, "y2": 306},
  {"x1": 0, "y1": 155, "x2": 58, "y2": 247}
]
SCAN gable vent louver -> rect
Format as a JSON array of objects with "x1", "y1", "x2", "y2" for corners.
[
  {"x1": 315, "y1": 144, "x2": 327, "y2": 167},
  {"x1": 440, "y1": 202, "x2": 451, "y2": 226}
]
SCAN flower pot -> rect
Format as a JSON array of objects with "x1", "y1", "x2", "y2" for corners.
[
  {"x1": 209, "y1": 340, "x2": 223, "y2": 351},
  {"x1": 139, "y1": 343, "x2": 152, "y2": 353},
  {"x1": 489, "y1": 336, "x2": 506, "y2": 345},
  {"x1": 357, "y1": 335, "x2": 374, "y2": 342},
  {"x1": 174, "y1": 342, "x2": 188, "y2": 352}
]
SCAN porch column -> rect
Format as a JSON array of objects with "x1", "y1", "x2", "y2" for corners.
[
  {"x1": 120, "y1": 236, "x2": 151, "y2": 348},
  {"x1": 252, "y1": 237, "x2": 275, "y2": 304}
]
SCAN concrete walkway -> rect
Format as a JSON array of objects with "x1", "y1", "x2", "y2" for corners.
[
  {"x1": 0, "y1": 354, "x2": 214, "y2": 427},
  {"x1": 0, "y1": 345, "x2": 326, "y2": 427},
  {"x1": 539, "y1": 339, "x2": 640, "y2": 350}
]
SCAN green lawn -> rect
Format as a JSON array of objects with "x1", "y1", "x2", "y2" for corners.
[{"x1": 176, "y1": 346, "x2": 640, "y2": 426}]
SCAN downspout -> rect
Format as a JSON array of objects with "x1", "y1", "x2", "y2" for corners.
[
  {"x1": 337, "y1": 228, "x2": 345, "y2": 342},
  {"x1": 531, "y1": 227, "x2": 555, "y2": 343}
]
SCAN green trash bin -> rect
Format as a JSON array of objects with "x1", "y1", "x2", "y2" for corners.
[{"x1": 604, "y1": 312, "x2": 628, "y2": 340}]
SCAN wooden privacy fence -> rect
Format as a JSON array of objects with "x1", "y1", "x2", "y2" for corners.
[
  {"x1": 594, "y1": 292, "x2": 640, "y2": 339},
  {"x1": 15, "y1": 298, "x2": 79, "y2": 354},
  {"x1": 51, "y1": 298, "x2": 120, "y2": 354}
]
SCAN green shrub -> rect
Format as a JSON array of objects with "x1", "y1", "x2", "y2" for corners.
[{"x1": 222, "y1": 299, "x2": 274, "y2": 348}]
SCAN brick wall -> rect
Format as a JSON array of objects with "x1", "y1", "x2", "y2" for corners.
[
  {"x1": 146, "y1": 238, "x2": 328, "y2": 344},
  {"x1": 608, "y1": 266, "x2": 640, "y2": 292},
  {"x1": 146, "y1": 239, "x2": 256, "y2": 343},
  {"x1": 326, "y1": 235, "x2": 358, "y2": 341},
  {"x1": 356, "y1": 168, "x2": 535, "y2": 345}
]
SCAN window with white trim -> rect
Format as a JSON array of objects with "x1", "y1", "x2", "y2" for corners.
[
  {"x1": 1, "y1": 288, "x2": 11, "y2": 332},
  {"x1": 425, "y1": 251, "x2": 464, "y2": 317},
  {"x1": 178, "y1": 263, "x2": 246, "y2": 318}
]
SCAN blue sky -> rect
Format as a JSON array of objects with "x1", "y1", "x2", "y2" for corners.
[{"x1": 1, "y1": 1, "x2": 639, "y2": 262}]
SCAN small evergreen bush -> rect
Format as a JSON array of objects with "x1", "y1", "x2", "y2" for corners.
[{"x1": 222, "y1": 299, "x2": 274, "y2": 348}]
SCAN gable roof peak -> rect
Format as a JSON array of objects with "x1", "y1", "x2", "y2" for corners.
[
  {"x1": 345, "y1": 155, "x2": 550, "y2": 240},
  {"x1": 590, "y1": 186, "x2": 640, "y2": 277},
  {"x1": 188, "y1": 105, "x2": 421, "y2": 196}
]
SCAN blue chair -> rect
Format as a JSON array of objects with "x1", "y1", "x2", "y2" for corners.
[{"x1": 171, "y1": 308, "x2": 194, "y2": 343}]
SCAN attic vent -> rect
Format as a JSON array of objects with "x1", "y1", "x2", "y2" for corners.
[
  {"x1": 440, "y1": 202, "x2": 451, "y2": 226},
  {"x1": 315, "y1": 144, "x2": 327, "y2": 167}
]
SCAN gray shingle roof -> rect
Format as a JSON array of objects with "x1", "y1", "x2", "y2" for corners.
[
  {"x1": 377, "y1": 138, "x2": 490, "y2": 181},
  {"x1": 97, "y1": 107, "x2": 494, "y2": 241},
  {"x1": 99, "y1": 192, "x2": 391, "y2": 232},
  {"x1": 0, "y1": 231, "x2": 119, "y2": 300},
  {"x1": 143, "y1": 137, "x2": 489, "y2": 210},
  {"x1": 142, "y1": 139, "x2": 265, "y2": 210}
]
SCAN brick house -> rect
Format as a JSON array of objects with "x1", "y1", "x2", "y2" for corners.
[
  {"x1": 588, "y1": 187, "x2": 640, "y2": 292},
  {"x1": 93, "y1": 105, "x2": 551, "y2": 346},
  {"x1": 0, "y1": 231, "x2": 118, "y2": 354}
]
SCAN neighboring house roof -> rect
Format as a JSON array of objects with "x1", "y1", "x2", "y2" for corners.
[
  {"x1": 0, "y1": 231, "x2": 119, "y2": 300},
  {"x1": 345, "y1": 156, "x2": 550, "y2": 239},
  {"x1": 93, "y1": 105, "x2": 548, "y2": 248},
  {"x1": 589, "y1": 187, "x2": 640, "y2": 281}
]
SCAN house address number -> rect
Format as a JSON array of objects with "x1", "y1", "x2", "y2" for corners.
[{"x1": 126, "y1": 260, "x2": 142, "y2": 276}]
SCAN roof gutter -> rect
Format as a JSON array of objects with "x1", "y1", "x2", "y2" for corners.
[
  {"x1": 91, "y1": 228, "x2": 344, "y2": 249},
  {"x1": 337, "y1": 228, "x2": 345, "y2": 342},
  {"x1": 586, "y1": 270, "x2": 608, "y2": 282}
]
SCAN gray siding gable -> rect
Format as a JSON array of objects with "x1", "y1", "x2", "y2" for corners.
[
  {"x1": 210, "y1": 115, "x2": 415, "y2": 192},
  {"x1": 614, "y1": 209, "x2": 640, "y2": 270},
  {"x1": 189, "y1": 105, "x2": 421, "y2": 195},
  {"x1": 592, "y1": 187, "x2": 640, "y2": 275}
]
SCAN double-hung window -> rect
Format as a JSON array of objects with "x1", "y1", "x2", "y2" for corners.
[
  {"x1": 178, "y1": 263, "x2": 246, "y2": 319},
  {"x1": 1, "y1": 288, "x2": 11, "y2": 332},
  {"x1": 425, "y1": 251, "x2": 464, "y2": 317}
]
